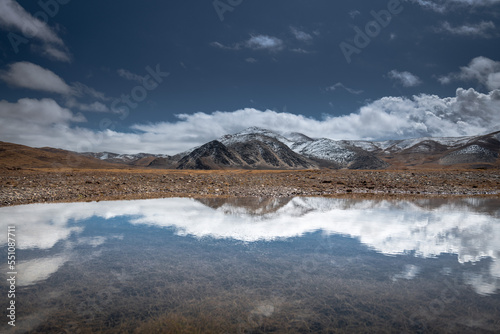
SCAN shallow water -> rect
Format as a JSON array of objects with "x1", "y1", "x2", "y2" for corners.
[{"x1": 1, "y1": 197, "x2": 500, "y2": 333}]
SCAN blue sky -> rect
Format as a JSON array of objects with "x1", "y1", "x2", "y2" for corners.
[{"x1": 0, "y1": 0, "x2": 500, "y2": 154}]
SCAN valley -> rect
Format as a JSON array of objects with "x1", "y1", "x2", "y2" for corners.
[{"x1": 1, "y1": 127, "x2": 499, "y2": 207}]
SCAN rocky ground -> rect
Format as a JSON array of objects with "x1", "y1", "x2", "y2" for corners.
[{"x1": 1, "y1": 168, "x2": 499, "y2": 206}]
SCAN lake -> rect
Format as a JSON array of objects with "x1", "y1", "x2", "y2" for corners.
[{"x1": 1, "y1": 197, "x2": 499, "y2": 333}]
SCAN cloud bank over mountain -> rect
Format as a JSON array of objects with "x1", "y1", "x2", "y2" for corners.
[{"x1": 1, "y1": 87, "x2": 499, "y2": 154}]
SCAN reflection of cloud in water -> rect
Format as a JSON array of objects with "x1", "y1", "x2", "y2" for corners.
[
  {"x1": 1, "y1": 198, "x2": 499, "y2": 260},
  {"x1": 393, "y1": 265, "x2": 421, "y2": 281},
  {"x1": 76, "y1": 236, "x2": 114, "y2": 247},
  {"x1": 0, "y1": 204, "x2": 88, "y2": 249},
  {"x1": 0, "y1": 197, "x2": 499, "y2": 294},
  {"x1": 16, "y1": 255, "x2": 69, "y2": 287}
]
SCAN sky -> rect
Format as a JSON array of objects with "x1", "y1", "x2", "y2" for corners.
[{"x1": 0, "y1": 0, "x2": 499, "y2": 154}]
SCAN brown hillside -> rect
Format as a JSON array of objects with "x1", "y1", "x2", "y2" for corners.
[{"x1": 0, "y1": 141, "x2": 123, "y2": 170}]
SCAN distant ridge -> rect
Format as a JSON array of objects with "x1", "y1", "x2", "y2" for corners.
[
  {"x1": 0, "y1": 141, "x2": 121, "y2": 170},
  {"x1": 1, "y1": 128, "x2": 499, "y2": 170}
]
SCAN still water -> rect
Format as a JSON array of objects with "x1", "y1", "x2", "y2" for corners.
[{"x1": 1, "y1": 197, "x2": 499, "y2": 333}]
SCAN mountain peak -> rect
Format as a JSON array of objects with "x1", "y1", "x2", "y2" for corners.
[
  {"x1": 238, "y1": 126, "x2": 279, "y2": 136},
  {"x1": 244, "y1": 126, "x2": 270, "y2": 132}
]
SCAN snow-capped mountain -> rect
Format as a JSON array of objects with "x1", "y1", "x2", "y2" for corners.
[
  {"x1": 81, "y1": 152, "x2": 170, "y2": 166},
  {"x1": 218, "y1": 127, "x2": 387, "y2": 169},
  {"x1": 81, "y1": 127, "x2": 500, "y2": 170}
]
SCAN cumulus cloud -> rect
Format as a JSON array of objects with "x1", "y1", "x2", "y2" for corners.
[
  {"x1": 0, "y1": 0, "x2": 71, "y2": 61},
  {"x1": 437, "y1": 21, "x2": 496, "y2": 37},
  {"x1": 487, "y1": 72, "x2": 500, "y2": 90},
  {"x1": 0, "y1": 98, "x2": 87, "y2": 147},
  {"x1": 388, "y1": 70, "x2": 423, "y2": 87},
  {"x1": 0, "y1": 61, "x2": 72, "y2": 94},
  {"x1": 1, "y1": 88, "x2": 499, "y2": 154},
  {"x1": 439, "y1": 56, "x2": 500, "y2": 90},
  {"x1": 0, "y1": 98, "x2": 130, "y2": 153},
  {"x1": 0, "y1": 98, "x2": 84, "y2": 125},
  {"x1": 326, "y1": 82, "x2": 364, "y2": 95}
]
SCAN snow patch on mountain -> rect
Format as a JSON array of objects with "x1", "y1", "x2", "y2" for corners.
[
  {"x1": 293, "y1": 139, "x2": 356, "y2": 164},
  {"x1": 449, "y1": 145, "x2": 497, "y2": 156}
]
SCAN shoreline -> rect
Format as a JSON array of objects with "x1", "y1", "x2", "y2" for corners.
[{"x1": 1, "y1": 168, "x2": 499, "y2": 207}]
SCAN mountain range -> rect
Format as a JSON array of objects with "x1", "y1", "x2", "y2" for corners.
[{"x1": 1, "y1": 127, "x2": 499, "y2": 170}]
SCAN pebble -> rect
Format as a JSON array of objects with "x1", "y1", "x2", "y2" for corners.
[{"x1": 0, "y1": 169, "x2": 499, "y2": 207}]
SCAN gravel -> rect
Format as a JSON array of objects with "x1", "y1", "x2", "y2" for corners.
[{"x1": 1, "y1": 168, "x2": 499, "y2": 207}]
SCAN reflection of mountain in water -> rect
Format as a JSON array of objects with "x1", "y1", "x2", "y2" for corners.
[
  {"x1": 198, "y1": 196, "x2": 500, "y2": 219},
  {"x1": 196, "y1": 197, "x2": 293, "y2": 215},
  {"x1": 1, "y1": 197, "x2": 499, "y2": 294}
]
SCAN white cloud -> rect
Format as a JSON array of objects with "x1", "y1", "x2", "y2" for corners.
[
  {"x1": 388, "y1": 70, "x2": 423, "y2": 87},
  {"x1": 449, "y1": 0, "x2": 500, "y2": 4},
  {"x1": 0, "y1": 0, "x2": 71, "y2": 61},
  {"x1": 246, "y1": 35, "x2": 284, "y2": 51},
  {"x1": 0, "y1": 61, "x2": 72, "y2": 94},
  {"x1": 439, "y1": 56, "x2": 500, "y2": 90},
  {"x1": 326, "y1": 82, "x2": 364, "y2": 95},
  {"x1": 70, "y1": 82, "x2": 110, "y2": 101},
  {"x1": 245, "y1": 57, "x2": 257, "y2": 63},
  {"x1": 0, "y1": 0, "x2": 62, "y2": 44},
  {"x1": 79, "y1": 102, "x2": 109, "y2": 113},
  {"x1": 408, "y1": 0, "x2": 500, "y2": 11},
  {"x1": 0, "y1": 98, "x2": 85, "y2": 124},
  {"x1": 117, "y1": 68, "x2": 145, "y2": 83},
  {"x1": 31, "y1": 43, "x2": 72, "y2": 63},
  {"x1": 212, "y1": 34, "x2": 284, "y2": 52},
  {"x1": 1, "y1": 89, "x2": 499, "y2": 154},
  {"x1": 290, "y1": 27, "x2": 313, "y2": 41},
  {"x1": 487, "y1": 72, "x2": 500, "y2": 90},
  {"x1": 408, "y1": 0, "x2": 450, "y2": 12},
  {"x1": 210, "y1": 41, "x2": 237, "y2": 50},
  {"x1": 0, "y1": 62, "x2": 112, "y2": 110},
  {"x1": 291, "y1": 48, "x2": 313, "y2": 54},
  {"x1": 0, "y1": 98, "x2": 90, "y2": 149},
  {"x1": 64, "y1": 98, "x2": 110, "y2": 113},
  {"x1": 437, "y1": 21, "x2": 496, "y2": 37}
]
